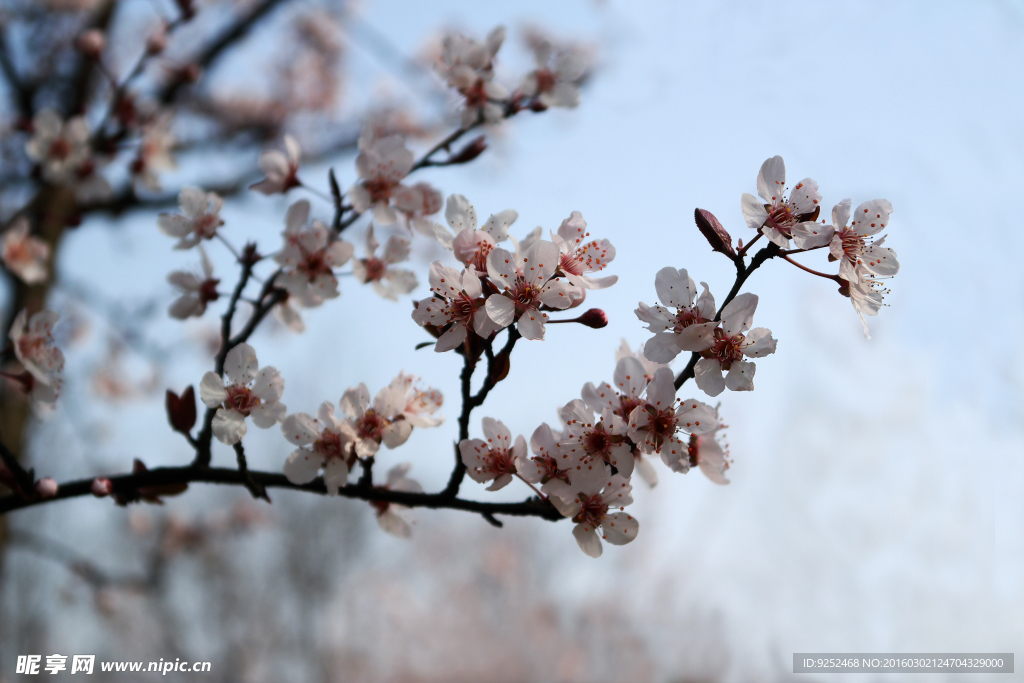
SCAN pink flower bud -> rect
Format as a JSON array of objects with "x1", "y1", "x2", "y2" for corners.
[
  {"x1": 576, "y1": 308, "x2": 608, "y2": 329},
  {"x1": 91, "y1": 477, "x2": 114, "y2": 497},
  {"x1": 76, "y1": 30, "x2": 106, "y2": 60},
  {"x1": 35, "y1": 477, "x2": 58, "y2": 499}
]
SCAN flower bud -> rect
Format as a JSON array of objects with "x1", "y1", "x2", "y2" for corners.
[
  {"x1": 76, "y1": 30, "x2": 106, "y2": 61},
  {"x1": 35, "y1": 477, "x2": 59, "y2": 499},
  {"x1": 694, "y1": 208, "x2": 735, "y2": 258},
  {"x1": 576, "y1": 308, "x2": 608, "y2": 329},
  {"x1": 91, "y1": 477, "x2": 114, "y2": 497}
]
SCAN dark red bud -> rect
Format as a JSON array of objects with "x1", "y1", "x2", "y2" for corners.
[
  {"x1": 445, "y1": 136, "x2": 487, "y2": 165},
  {"x1": 576, "y1": 308, "x2": 608, "y2": 329},
  {"x1": 165, "y1": 386, "x2": 197, "y2": 435},
  {"x1": 694, "y1": 208, "x2": 735, "y2": 257}
]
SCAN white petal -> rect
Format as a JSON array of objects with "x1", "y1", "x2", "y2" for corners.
[
  {"x1": 252, "y1": 366, "x2": 284, "y2": 402},
  {"x1": 482, "y1": 209, "x2": 517, "y2": 242},
  {"x1": 721, "y1": 292, "x2": 758, "y2": 337},
  {"x1": 282, "y1": 412, "x2": 319, "y2": 445},
  {"x1": 199, "y1": 372, "x2": 227, "y2": 408},
  {"x1": 654, "y1": 266, "x2": 696, "y2": 309},
  {"x1": 601, "y1": 511, "x2": 638, "y2": 546},
  {"x1": 724, "y1": 361, "x2": 756, "y2": 392},
  {"x1": 742, "y1": 327, "x2": 777, "y2": 358},
  {"x1": 284, "y1": 448, "x2": 322, "y2": 484},
  {"x1": 740, "y1": 193, "x2": 769, "y2": 231},
  {"x1": 484, "y1": 293, "x2": 515, "y2": 328},
  {"x1": 377, "y1": 509, "x2": 412, "y2": 537},
  {"x1": 445, "y1": 194, "x2": 477, "y2": 232},
  {"x1": 382, "y1": 420, "x2": 413, "y2": 449},
  {"x1": 517, "y1": 312, "x2": 545, "y2": 340},
  {"x1": 643, "y1": 332, "x2": 682, "y2": 364},
  {"x1": 756, "y1": 155, "x2": 786, "y2": 204},
  {"x1": 250, "y1": 400, "x2": 286, "y2": 428},
  {"x1": 224, "y1": 343, "x2": 258, "y2": 385},
  {"x1": 572, "y1": 523, "x2": 603, "y2": 558},
  {"x1": 694, "y1": 358, "x2": 725, "y2": 397},
  {"x1": 212, "y1": 409, "x2": 247, "y2": 444},
  {"x1": 323, "y1": 457, "x2": 349, "y2": 495}
]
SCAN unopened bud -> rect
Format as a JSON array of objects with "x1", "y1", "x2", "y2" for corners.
[
  {"x1": 35, "y1": 477, "x2": 59, "y2": 499},
  {"x1": 77, "y1": 30, "x2": 106, "y2": 61},
  {"x1": 445, "y1": 136, "x2": 487, "y2": 165},
  {"x1": 576, "y1": 308, "x2": 608, "y2": 329},
  {"x1": 694, "y1": 208, "x2": 735, "y2": 257},
  {"x1": 92, "y1": 477, "x2": 114, "y2": 497}
]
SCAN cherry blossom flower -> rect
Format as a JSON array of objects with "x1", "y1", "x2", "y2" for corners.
[
  {"x1": 200, "y1": 343, "x2": 286, "y2": 444},
  {"x1": 436, "y1": 27, "x2": 508, "y2": 128},
  {"x1": 132, "y1": 114, "x2": 176, "y2": 191},
  {"x1": 273, "y1": 296, "x2": 306, "y2": 333},
  {"x1": 550, "y1": 211, "x2": 616, "y2": 290},
  {"x1": 693, "y1": 293, "x2": 777, "y2": 396},
  {"x1": 635, "y1": 267, "x2": 719, "y2": 363},
  {"x1": 158, "y1": 187, "x2": 225, "y2": 249},
  {"x1": 520, "y1": 39, "x2": 587, "y2": 108},
  {"x1": 250, "y1": 134, "x2": 301, "y2": 194},
  {"x1": 339, "y1": 380, "x2": 416, "y2": 458},
  {"x1": 560, "y1": 474, "x2": 636, "y2": 558},
  {"x1": 740, "y1": 155, "x2": 827, "y2": 249},
  {"x1": 25, "y1": 109, "x2": 90, "y2": 184},
  {"x1": 515, "y1": 422, "x2": 580, "y2": 509},
  {"x1": 684, "y1": 405, "x2": 731, "y2": 484},
  {"x1": 484, "y1": 240, "x2": 580, "y2": 340},
  {"x1": 8, "y1": 309, "x2": 64, "y2": 405},
  {"x1": 168, "y1": 247, "x2": 219, "y2": 319},
  {"x1": 1, "y1": 218, "x2": 50, "y2": 284},
  {"x1": 558, "y1": 398, "x2": 634, "y2": 479},
  {"x1": 386, "y1": 372, "x2": 444, "y2": 428},
  {"x1": 847, "y1": 265, "x2": 891, "y2": 339},
  {"x1": 627, "y1": 368, "x2": 718, "y2": 470},
  {"x1": 411, "y1": 261, "x2": 502, "y2": 351},
  {"x1": 352, "y1": 225, "x2": 417, "y2": 300},
  {"x1": 349, "y1": 132, "x2": 414, "y2": 225},
  {"x1": 274, "y1": 200, "x2": 354, "y2": 306},
  {"x1": 395, "y1": 182, "x2": 443, "y2": 238},
  {"x1": 459, "y1": 417, "x2": 527, "y2": 491},
  {"x1": 281, "y1": 401, "x2": 354, "y2": 494},
  {"x1": 372, "y1": 463, "x2": 422, "y2": 538},
  {"x1": 446, "y1": 194, "x2": 518, "y2": 269},
  {"x1": 828, "y1": 198, "x2": 898, "y2": 284}
]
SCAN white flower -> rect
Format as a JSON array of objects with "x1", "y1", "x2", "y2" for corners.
[
  {"x1": 693, "y1": 293, "x2": 777, "y2": 397},
  {"x1": 559, "y1": 398, "x2": 633, "y2": 479},
  {"x1": 627, "y1": 367, "x2": 718, "y2": 467},
  {"x1": 550, "y1": 211, "x2": 617, "y2": 290},
  {"x1": 829, "y1": 198, "x2": 898, "y2": 284},
  {"x1": 282, "y1": 401, "x2": 353, "y2": 495},
  {"x1": 339, "y1": 380, "x2": 415, "y2": 458},
  {"x1": 459, "y1": 417, "x2": 526, "y2": 491},
  {"x1": 349, "y1": 132, "x2": 414, "y2": 225},
  {"x1": 373, "y1": 463, "x2": 422, "y2": 538},
  {"x1": 446, "y1": 194, "x2": 517, "y2": 269},
  {"x1": 684, "y1": 406, "x2": 731, "y2": 484},
  {"x1": 168, "y1": 246, "x2": 219, "y2": 319},
  {"x1": 740, "y1": 155, "x2": 826, "y2": 249},
  {"x1": 25, "y1": 109, "x2": 90, "y2": 184},
  {"x1": 274, "y1": 200, "x2": 354, "y2": 306},
  {"x1": 436, "y1": 27, "x2": 508, "y2": 128},
  {"x1": 251, "y1": 134, "x2": 301, "y2": 194},
  {"x1": 515, "y1": 423, "x2": 581, "y2": 508},
  {"x1": 157, "y1": 186, "x2": 224, "y2": 249},
  {"x1": 133, "y1": 114, "x2": 176, "y2": 191},
  {"x1": 635, "y1": 267, "x2": 719, "y2": 363},
  {"x1": 395, "y1": 182, "x2": 443, "y2": 238},
  {"x1": 847, "y1": 265, "x2": 891, "y2": 339},
  {"x1": 9, "y1": 309, "x2": 64, "y2": 405},
  {"x1": 1, "y1": 217, "x2": 50, "y2": 284},
  {"x1": 520, "y1": 39, "x2": 587, "y2": 108},
  {"x1": 351, "y1": 225, "x2": 417, "y2": 300},
  {"x1": 200, "y1": 343, "x2": 286, "y2": 444},
  {"x1": 386, "y1": 372, "x2": 444, "y2": 428},
  {"x1": 484, "y1": 240, "x2": 580, "y2": 340},
  {"x1": 411, "y1": 262, "x2": 501, "y2": 351},
  {"x1": 560, "y1": 474, "x2": 637, "y2": 558}
]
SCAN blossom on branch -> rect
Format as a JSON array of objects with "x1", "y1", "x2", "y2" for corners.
[
  {"x1": 627, "y1": 368, "x2": 717, "y2": 471},
  {"x1": 515, "y1": 422, "x2": 580, "y2": 508},
  {"x1": 274, "y1": 200, "x2": 354, "y2": 306},
  {"x1": 846, "y1": 265, "x2": 891, "y2": 339},
  {"x1": 446, "y1": 194, "x2": 518, "y2": 269},
  {"x1": 352, "y1": 225, "x2": 417, "y2": 300},
  {"x1": 338, "y1": 376, "x2": 439, "y2": 458},
  {"x1": 25, "y1": 109, "x2": 90, "y2": 184},
  {"x1": 551, "y1": 211, "x2": 616, "y2": 290},
  {"x1": 200, "y1": 343, "x2": 286, "y2": 444},
  {"x1": 635, "y1": 267, "x2": 718, "y2": 363},
  {"x1": 558, "y1": 398, "x2": 634, "y2": 479},
  {"x1": 282, "y1": 401, "x2": 354, "y2": 495},
  {"x1": 395, "y1": 182, "x2": 443, "y2": 239},
  {"x1": 484, "y1": 240, "x2": 580, "y2": 340},
  {"x1": 829, "y1": 198, "x2": 898, "y2": 284},
  {"x1": 1, "y1": 217, "x2": 50, "y2": 284},
  {"x1": 686, "y1": 405, "x2": 731, "y2": 484},
  {"x1": 8, "y1": 309, "x2": 64, "y2": 406},
  {"x1": 560, "y1": 474, "x2": 636, "y2": 558},
  {"x1": 693, "y1": 293, "x2": 777, "y2": 396},
  {"x1": 251, "y1": 135, "x2": 302, "y2": 194},
  {"x1": 411, "y1": 261, "x2": 501, "y2": 351},
  {"x1": 372, "y1": 463, "x2": 422, "y2": 538},
  {"x1": 520, "y1": 38, "x2": 587, "y2": 108},
  {"x1": 741, "y1": 155, "x2": 826, "y2": 249},
  {"x1": 349, "y1": 132, "x2": 414, "y2": 225},
  {"x1": 436, "y1": 26, "x2": 508, "y2": 128},
  {"x1": 388, "y1": 372, "x2": 444, "y2": 427},
  {"x1": 158, "y1": 187, "x2": 225, "y2": 250},
  {"x1": 459, "y1": 417, "x2": 526, "y2": 491},
  {"x1": 168, "y1": 246, "x2": 219, "y2": 319}
]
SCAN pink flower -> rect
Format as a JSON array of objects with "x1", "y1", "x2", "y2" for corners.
[
  {"x1": 436, "y1": 27, "x2": 508, "y2": 128},
  {"x1": 395, "y1": 182, "x2": 443, "y2": 238},
  {"x1": 635, "y1": 267, "x2": 719, "y2": 363},
  {"x1": 168, "y1": 246, "x2": 219, "y2": 319},
  {"x1": 558, "y1": 398, "x2": 634, "y2": 479},
  {"x1": 459, "y1": 417, "x2": 527, "y2": 491},
  {"x1": 338, "y1": 380, "x2": 420, "y2": 458},
  {"x1": 349, "y1": 132, "x2": 414, "y2": 225},
  {"x1": 411, "y1": 262, "x2": 501, "y2": 351},
  {"x1": 550, "y1": 211, "x2": 617, "y2": 290},
  {"x1": 386, "y1": 372, "x2": 444, "y2": 428},
  {"x1": 828, "y1": 198, "x2": 898, "y2": 284},
  {"x1": 9, "y1": 309, "x2": 64, "y2": 405},
  {"x1": 446, "y1": 194, "x2": 518, "y2": 269},
  {"x1": 274, "y1": 200, "x2": 354, "y2": 306},
  {"x1": 484, "y1": 240, "x2": 580, "y2": 340},
  {"x1": 515, "y1": 422, "x2": 580, "y2": 507},
  {"x1": 282, "y1": 401, "x2": 354, "y2": 495},
  {"x1": 200, "y1": 343, "x2": 286, "y2": 444},
  {"x1": 685, "y1": 406, "x2": 731, "y2": 484},
  {"x1": 693, "y1": 293, "x2": 777, "y2": 397},
  {"x1": 372, "y1": 463, "x2": 422, "y2": 538},
  {"x1": 627, "y1": 368, "x2": 717, "y2": 467},
  {"x1": 740, "y1": 155, "x2": 826, "y2": 249},
  {"x1": 25, "y1": 109, "x2": 90, "y2": 184},
  {"x1": 1, "y1": 218, "x2": 50, "y2": 284},
  {"x1": 250, "y1": 134, "x2": 301, "y2": 194},
  {"x1": 352, "y1": 225, "x2": 417, "y2": 300},
  {"x1": 157, "y1": 186, "x2": 224, "y2": 249},
  {"x1": 520, "y1": 39, "x2": 587, "y2": 109},
  {"x1": 559, "y1": 474, "x2": 637, "y2": 558}
]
